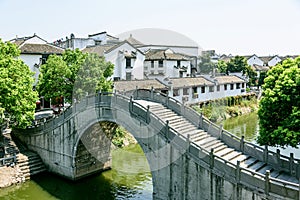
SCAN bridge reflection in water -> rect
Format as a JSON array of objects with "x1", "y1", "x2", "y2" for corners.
[{"x1": 14, "y1": 89, "x2": 300, "y2": 200}]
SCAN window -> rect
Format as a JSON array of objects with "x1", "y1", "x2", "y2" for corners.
[
  {"x1": 126, "y1": 58, "x2": 131, "y2": 68},
  {"x1": 242, "y1": 83, "x2": 245, "y2": 88},
  {"x1": 217, "y1": 85, "x2": 220, "y2": 91},
  {"x1": 183, "y1": 88, "x2": 189, "y2": 95},
  {"x1": 177, "y1": 60, "x2": 181, "y2": 67},
  {"x1": 179, "y1": 71, "x2": 183, "y2": 78},
  {"x1": 209, "y1": 86, "x2": 214, "y2": 92},
  {"x1": 158, "y1": 60, "x2": 163, "y2": 68},
  {"x1": 230, "y1": 84, "x2": 234, "y2": 90},
  {"x1": 224, "y1": 84, "x2": 227, "y2": 91},
  {"x1": 236, "y1": 83, "x2": 241, "y2": 89},
  {"x1": 151, "y1": 60, "x2": 154, "y2": 68},
  {"x1": 201, "y1": 86, "x2": 205, "y2": 93},
  {"x1": 192, "y1": 87, "x2": 197, "y2": 94},
  {"x1": 126, "y1": 72, "x2": 131, "y2": 80},
  {"x1": 173, "y1": 89, "x2": 179, "y2": 97}
]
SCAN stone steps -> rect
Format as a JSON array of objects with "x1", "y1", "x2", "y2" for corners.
[
  {"x1": 17, "y1": 152, "x2": 46, "y2": 180},
  {"x1": 135, "y1": 100, "x2": 298, "y2": 185}
]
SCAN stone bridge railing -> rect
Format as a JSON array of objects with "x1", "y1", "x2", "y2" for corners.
[
  {"x1": 16, "y1": 90, "x2": 300, "y2": 199},
  {"x1": 133, "y1": 88, "x2": 300, "y2": 199}
]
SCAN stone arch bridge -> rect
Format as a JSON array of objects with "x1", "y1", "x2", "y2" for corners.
[{"x1": 15, "y1": 89, "x2": 300, "y2": 200}]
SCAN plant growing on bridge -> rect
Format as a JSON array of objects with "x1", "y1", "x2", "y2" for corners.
[
  {"x1": 257, "y1": 57, "x2": 300, "y2": 147},
  {"x1": 0, "y1": 39, "x2": 38, "y2": 128}
]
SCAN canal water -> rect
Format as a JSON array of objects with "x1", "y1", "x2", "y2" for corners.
[
  {"x1": 0, "y1": 144, "x2": 153, "y2": 200},
  {"x1": 222, "y1": 112, "x2": 300, "y2": 159}
]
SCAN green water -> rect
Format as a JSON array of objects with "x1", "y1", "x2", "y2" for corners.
[
  {"x1": 222, "y1": 112, "x2": 300, "y2": 158},
  {"x1": 222, "y1": 112, "x2": 259, "y2": 142},
  {"x1": 0, "y1": 144, "x2": 152, "y2": 200}
]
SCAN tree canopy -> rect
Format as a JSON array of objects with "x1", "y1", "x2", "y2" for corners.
[
  {"x1": 37, "y1": 49, "x2": 114, "y2": 105},
  {"x1": 257, "y1": 57, "x2": 300, "y2": 147},
  {"x1": 198, "y1": 54, "x2": 216, "y2": 74},
  {"x1": 0, "y1": 40, "x2": 38, "y2": 128},
  {"x1": 217, "y1": 56, "x2": 257, "y2": 86}
]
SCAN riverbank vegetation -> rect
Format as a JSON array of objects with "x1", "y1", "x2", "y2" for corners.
[{"x1": 192, "y1": 94, "x2": 257, "y2": 122}]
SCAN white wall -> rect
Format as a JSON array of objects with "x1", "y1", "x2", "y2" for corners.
[
  {"x1": 105, "y1": 42, "x2": 145, "y2": 80},
  {"x1": 138, "y1": 45, "x2": 199, "y2": 57},
  {"x1": 19, "y1": 54, "x2": 42, "y2": 85},
  {"x1": 268, "y1": 56, "x2": 281, "y2": 66},
  {"x1": 73, "y1": 39, "x2": 95, "y2": 50},
  {"x1": 144, "y1": 60, "x2": 191, "y2": 80},
  {"x1": 24, "y1": 36, "x2": 47, "y2": 44},
  {"x1": 247, "y1": 55, "x2": 263, "y2": 66},
  {"x1": 170, "y1": 82, "x2": 246, "y2": 104}
]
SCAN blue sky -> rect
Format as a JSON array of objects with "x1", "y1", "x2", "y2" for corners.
[{"x1": 1, "y1": 0, "x2": 300, "y2": 56}]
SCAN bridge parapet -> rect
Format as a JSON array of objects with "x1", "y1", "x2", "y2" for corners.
[{"x1": 13, "y1": 90, "x2": 300, "y2": 199}]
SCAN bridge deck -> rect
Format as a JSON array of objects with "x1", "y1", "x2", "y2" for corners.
[{"x1": 135, "y1": 100, "x2": 299, "y2": 185}]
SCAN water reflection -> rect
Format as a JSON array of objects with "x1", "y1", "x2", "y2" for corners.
[
  {"x1": 0, "y1": 144, "x2": 152, "y2": 200},
  {"x1": 223, "y1": 112, "x2": 259, "y2": 142},
  {"x1": 222, "y1": 112, "x2": 300, "y2": 159}
]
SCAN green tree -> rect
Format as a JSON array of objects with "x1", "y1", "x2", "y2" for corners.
[
  {"x1": 73, "y1": 53, "x2": 114, "y2": 100},
  {"x1": 198, "y1": 54, "x2": 215, "y2": 74},
  {"x1": 0, "y1": 40, "x2": 38, "y2": 128},
  {"x1": 37, "y1": 55, "x2": 72, "y2": 105},
  {"x1": 217, "y1": 60, "x2": 227, "y2": 74},
  {"x1": 226, "y1": 55, "x2": 247, "y2": 74},
  {"x1": 37, "y1": 50, "x2": 114, "y2": 105},
  {"x1": 257, "y1": 57, "x2": 300, "y2": 147}
]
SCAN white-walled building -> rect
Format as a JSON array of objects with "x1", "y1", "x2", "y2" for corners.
[
  {"x1": 83, "y1": 41, "x2": 145, "y2": 80},
  {"x1": 144, "y1": 49, "x2": 193, "y2": 80},
  {"x1": 246, "y1": 54, "x2": 264, "y2": 67},
  {"x1": 10, "y1": 34, "x2": 64, "y2": 85},
  {"x1": 161, "y1": 75, "x2": 246, "y2": 104},
  {"x1": 54, "y1": 32, "x2": 120, "y2": 50}
]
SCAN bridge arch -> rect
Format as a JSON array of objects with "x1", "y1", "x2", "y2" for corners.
[{"x1": 14, "y1": 90, "x2": 300, "y2": 200}]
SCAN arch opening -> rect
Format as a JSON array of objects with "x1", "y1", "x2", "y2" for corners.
[{"x1": 73, "y1": 121, "x2": 153, "y2": 197}]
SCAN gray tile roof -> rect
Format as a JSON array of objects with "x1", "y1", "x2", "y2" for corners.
[
  {"x1": 169, "y1": 77, "x2": 214, "y2": 88},
  {"x1": 126, "y1": 34, "x2": 144, "y2": 46},
  {"x1": 145, "y1": 49, "x2": 191, "y2": 61},
  {"x1": 114, "y1": 79, "x2": 167, "y2": 92},
  {"x1": 19, "y1": 43, "x2": 64, "y2": 54},
  {"x1": 82, "y1": 44, "x2": 115, "y2": 57},
  {"x1": 213, "y1": 75, "x2": 245, "y2": 84}
]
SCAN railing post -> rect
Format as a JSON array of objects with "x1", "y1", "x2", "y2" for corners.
[
  {"x1": 198, "y1": 113, "x2": 203, "y2": 129},
  {"x1": 135, "y1": 86, "x2": 138, "y2": 99},
  {"x1": 166, "y1": 120, "x2": 170, "y2": 140},
  {"x1": 129, "y1": 96, "x2": 133, "y2": 113},
  {"x1": 146, "y1": 105, "x2": 150, "y2": 123},
  {"x1": 166, "y1": 91, "x2": 169, "y2": 107},
  {"x1": 210, "y1": 148, "x2": 214, "y2": 169},
  {"x1": 276, "y1": 149, "x2": 281, "y2": 167},
  {"x1": 236, "y1": 160, "x2": 241, "y2": 183},
  {"x1": 290, "y1": 153, "x2": 295, "y2": 175},
  {"x1": 265, "y1": 170, "x2": 270, "y2": 195},
  {"x1": 264, "y1": 145, "x2": 269, "y2": 163},
  {"x1": 99, "y1": 91, "x2": 102, "y2": 103},
  {"x1": 151, "y1": 87, "x2": 154, "y2": 100},
  {"x1": 219, "y1": 124, "x2": 223, "y2": 140},
  {"x1": 186, "y1": 134, "x2": 191, "y2": 151},
  {"x1": 240, "y1": 136, "x2": 245, "y2": 153}
]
